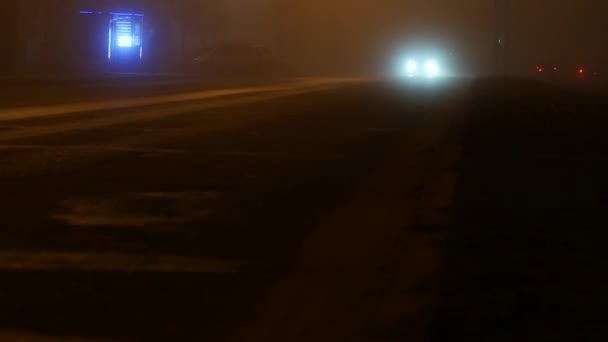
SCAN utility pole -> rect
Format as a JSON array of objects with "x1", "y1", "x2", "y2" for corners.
[{"x1": 495, "y1": 0, "x2": 510, "y2": 75}]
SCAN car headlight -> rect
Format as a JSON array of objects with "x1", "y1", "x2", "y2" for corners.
[
  {"x1": 405, "y1": 60, "x2": 417, "y2": 76},
  {"x1": 424, "y1": 60, "x2": 439, "y2": 77}
]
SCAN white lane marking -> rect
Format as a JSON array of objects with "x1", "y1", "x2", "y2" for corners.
[
  {"x1": 0, "y1": 251, "x2": 245, "y2": 273},
  {"x1": 0, "y1": 78, "x2": 363, "y2": 122}
]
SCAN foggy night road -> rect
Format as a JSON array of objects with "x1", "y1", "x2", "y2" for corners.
[{"x1": 1, "y1": 78, "x2": 607, "y2": 341}]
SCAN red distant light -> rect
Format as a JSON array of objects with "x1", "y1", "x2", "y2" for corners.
[
  {"x1": 553, "y1": 67, "x2": 558, "y2": 71},
  {"x1": 579, "y1": 69, "x2": 584, "y2": 74}
]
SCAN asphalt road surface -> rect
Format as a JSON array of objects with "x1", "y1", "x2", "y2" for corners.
[{"x1": 0, "y1": 78, "x2": 606, "y2": 341}]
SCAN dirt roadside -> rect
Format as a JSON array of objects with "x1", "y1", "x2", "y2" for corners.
[{"x1": 233, "y1": 88, "x2": 468, "y2": 341}]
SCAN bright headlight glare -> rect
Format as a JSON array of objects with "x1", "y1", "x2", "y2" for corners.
[
  {"x1": 424, "y1": 60, "x2": 439, "y2": 77},
  {"x1": 405, "y1": 60, "x2": 417, "y2": 74}
]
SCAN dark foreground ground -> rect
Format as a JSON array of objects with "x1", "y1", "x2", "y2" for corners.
[
  {"x1": 0, "y1": 78, "x2": 606, "y2": 341},
  {"x1": 433, "y1": 79, "x2": 608, "y2": 341}
]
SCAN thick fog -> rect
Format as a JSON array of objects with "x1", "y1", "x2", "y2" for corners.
[
  {"x1": 205, "y1": 0, "x2": 607, "y2": 76},
  {"x1": 4, "y1": 0, "x2": 605, "y2": 76}
]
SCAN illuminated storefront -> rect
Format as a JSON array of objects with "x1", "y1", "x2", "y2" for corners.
[
  {"x1": 2, "y1": 0, "x2": 270, "y2": 75},
  {"x1": 79, "y1": 10, "x2": 145, "y2": 69}
]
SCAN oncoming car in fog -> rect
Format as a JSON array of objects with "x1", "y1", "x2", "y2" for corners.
[
  {"x1": 390, "y1": 45, "x2": 454, "y2": 81},
  {"x1": 402, "y1": 58, "x2": 441, "y2": 78}
]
